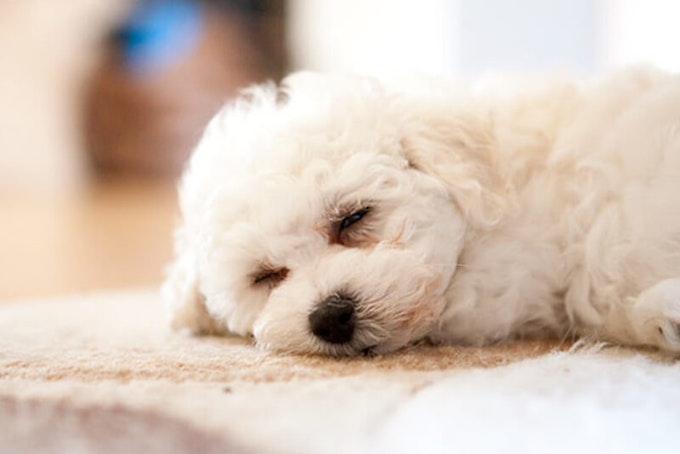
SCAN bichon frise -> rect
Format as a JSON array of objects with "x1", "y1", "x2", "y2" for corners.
[{"x1": 163, "y1": 68, "x2": 680, "y2": 356}]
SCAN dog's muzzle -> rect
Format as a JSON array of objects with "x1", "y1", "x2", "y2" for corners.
[{"x1": 308, "y1": 294, "x2": 356, "y2": 344}]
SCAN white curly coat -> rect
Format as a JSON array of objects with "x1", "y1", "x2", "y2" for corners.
[{"x1": 163, "y1": 68, "x2": 680, "y2": 356}]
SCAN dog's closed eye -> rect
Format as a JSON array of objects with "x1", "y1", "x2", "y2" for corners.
[
  {"x1": 333, "y1": 206, "x2": 374, "y2": 247},
  {"x1": 339, "y1": 207, "x2": 371, "y2": 232},
  {"x1": 252, "y1": 267, "x2": 289, "y2": 288}
]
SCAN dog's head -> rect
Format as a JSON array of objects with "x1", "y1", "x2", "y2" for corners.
[{"x1": 163, "y1": 72, "x2": 504, "y2": 355}]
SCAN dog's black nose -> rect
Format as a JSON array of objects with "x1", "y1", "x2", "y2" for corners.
[{"x1": 308, "y1": 294, "x2": 356, "y2": 344}]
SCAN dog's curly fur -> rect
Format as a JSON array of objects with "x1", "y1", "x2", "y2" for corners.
[{"x1": 163, "y1": 68, "x2": 680, "y2": 356}]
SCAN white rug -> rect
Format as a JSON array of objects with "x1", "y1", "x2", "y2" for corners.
[{"x1": 1, "y1": 289, "x2": 678, "y2": 453}]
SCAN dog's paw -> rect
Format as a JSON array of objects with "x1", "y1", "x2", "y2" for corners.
[
  {"x1": 657, "y1": 319, "x2": 680, "y2": 348},
  {"x1": 170, "y1": 295, "x2": 227, "y2": 336},
  {"x1": 631, "y1": 279, "x2": 680, "y2": 353}
]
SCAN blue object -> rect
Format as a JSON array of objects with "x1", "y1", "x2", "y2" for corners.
[{"x1": 116, "y1": 0, "x2": 204, "y2": 75}]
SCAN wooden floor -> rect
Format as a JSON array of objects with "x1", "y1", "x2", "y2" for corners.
[{"x1": 0, "y1": 177, "x2": 179, "y2": 300}]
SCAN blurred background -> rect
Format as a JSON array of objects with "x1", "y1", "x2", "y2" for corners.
[{"x1": 1, "y1": 0, "x2": 679, "y2": 300}]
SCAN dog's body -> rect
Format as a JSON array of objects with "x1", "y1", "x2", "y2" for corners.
[{"x1": 164, "y1": 68, "x2": 680, "y2": 355}]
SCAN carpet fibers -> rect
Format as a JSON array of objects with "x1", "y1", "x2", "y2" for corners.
[{"x1": 1, "y1": 290, "x2": 679, "y2": 453}]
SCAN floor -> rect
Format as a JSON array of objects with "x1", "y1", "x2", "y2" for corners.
[
  {"x1": 0, "y1": 1, "x2": 176, "y2": 301},
  {"x1": 0, "y1": 1, "x2": 271, "y2": 302},
  {"x1": 0, "y1": 177, "x2": 178, "y2": 300},
  {"x1": 1, "y1": 288, "x2": 676, "y2": 454}
]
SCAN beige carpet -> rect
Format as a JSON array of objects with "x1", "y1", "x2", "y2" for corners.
[{"x1": 1, "y1": 290, "x2": 679, "y2": 453}]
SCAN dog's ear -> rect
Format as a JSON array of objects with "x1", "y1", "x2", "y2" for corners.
[
  {"x1": 399, "y1": 102, "x2": 510, "y2": 229},
  {"x1": 161, "y1": 227, "x2": 226, "y2": 336}
]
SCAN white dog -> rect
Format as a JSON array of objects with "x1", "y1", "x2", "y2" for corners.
[{"x1": 163, "y1": 68, "x2": 680, "y2": 356}]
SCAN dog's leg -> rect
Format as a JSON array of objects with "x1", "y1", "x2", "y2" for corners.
[
  {"x1": 625, "y1": 278, "x2": 680, "y2": 352},
  {"x1": 162, "y1": 255, "x2": 227, "y2": 336}
]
